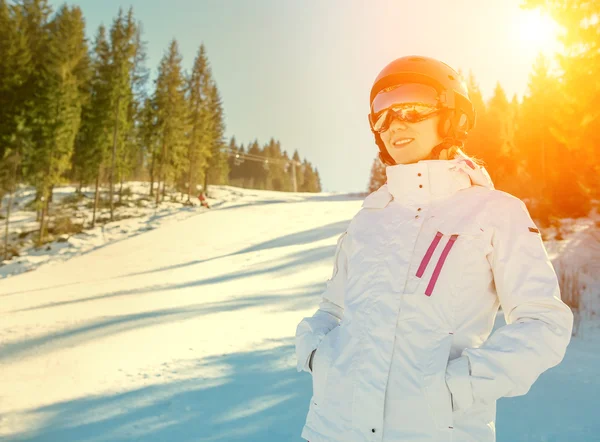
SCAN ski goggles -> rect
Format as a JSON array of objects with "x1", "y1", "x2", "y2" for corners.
[{"x1": 369, "y1": 83, "x2": 442, "y2": 133}]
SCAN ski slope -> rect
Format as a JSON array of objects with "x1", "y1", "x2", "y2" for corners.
[{"x1": 0, "y1": 186, "x2": 598, "y2": 442}]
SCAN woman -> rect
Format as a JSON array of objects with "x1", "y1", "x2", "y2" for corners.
[{"x1": 295, "y1": 56, "x2": 573, "y2": 442}]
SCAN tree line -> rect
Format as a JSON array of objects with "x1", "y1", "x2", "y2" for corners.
[
  {"x1": 0, "y1": 0, "x2": 321, "y2": 248},
  {"x1": 369, "y1": 1, "x2": 599, "y2": 225},
  {"x1": 226, "y1": 137, "x2": 321, "y2": 193}
]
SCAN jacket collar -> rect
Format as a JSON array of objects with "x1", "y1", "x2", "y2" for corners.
[{"x1": 362, "y1": 151, "x2": 494, "y2": 209}]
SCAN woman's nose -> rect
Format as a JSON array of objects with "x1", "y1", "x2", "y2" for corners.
[{"x1": 388, "y1": 116, "x2": 409, "y2": 131}]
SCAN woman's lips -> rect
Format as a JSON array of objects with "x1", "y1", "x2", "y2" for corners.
[{"x1": 392, "y1": 138, "x2": 414, "y2": 147}]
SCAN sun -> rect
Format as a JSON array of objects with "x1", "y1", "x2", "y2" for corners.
[{"x1": 515, "y1": 9, "x2": 562, "y2": 55}]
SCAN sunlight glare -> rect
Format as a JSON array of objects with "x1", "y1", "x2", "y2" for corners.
[{"x1": 516, "y1": 9, "x2": 561, "y2": 55}]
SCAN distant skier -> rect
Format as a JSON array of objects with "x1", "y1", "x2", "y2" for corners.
[
  {"x1": 295, "y1": 55, "x2": 573, "y2": 442},
  {"x1": 198, "y1": 192, "x2": 210, "y2": 208}
]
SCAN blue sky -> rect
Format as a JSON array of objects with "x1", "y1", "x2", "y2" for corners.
[{"x1": 48, "y1": 0, "x2": 559, "y2": 192}]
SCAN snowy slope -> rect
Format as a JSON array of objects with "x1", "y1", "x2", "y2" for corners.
[
  {"x1": 0, "y1": 183, "x2": 365, "y2": 279},
  {"x1": 0, "y1": 186, "x2": 597, "y2": 442},
  {"x1": 0, "y1": 183, "x2": 282, "y2": 279}
]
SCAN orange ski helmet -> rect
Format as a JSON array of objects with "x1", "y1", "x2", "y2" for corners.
[{"x1": 369, "y1": 56, "x2": 475, "y2": 165}]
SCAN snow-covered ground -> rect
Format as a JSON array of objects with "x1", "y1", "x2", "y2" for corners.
[
  {"x1": 1, "y1": 183, "x2": 363, "y2": 280},
  {"x1": 0, "y1": 183, "x2": 239, "y2": 279},
  {"x1": 0, "y1": 184, "x2": 597, "y2": 441}
]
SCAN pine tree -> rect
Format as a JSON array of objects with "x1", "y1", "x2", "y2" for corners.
[
  {"x1": 479, "y1": 82, "x2": 517, "y2": 189},
  {"x1": 524, "y1": 0, "x2": 598, "y2": 206},
  {"x1": 292, "y1": 150, "x2": 303, "y2": 192},
  {"x1": 186, "y1": 44, "x2": 212, "y2": 201},
  {"x1": 203, "y1": 81, "x2": 228, "y2": 190},
  {"x1": 18, "y1": 2, "x2": 89, "y2": 245},
  {"x1": 226, "y1": 137, "x2": 237, "y2": 183},
  {"x1": 0, "y1": 0, "x2": 30, "y2": 165},
  {"x1": 104, "y1": 8, "x2": 146, "y2": 217},
  {"x1": 314, "y1": 168, "x2": 322, "y2": 192},
  {"x1": 41, "y1": 5, "x2": 89, "y2": 242},
  {"x1": 299, "y1": 160, "x2": 319, "y2": 192},
  {"x1": 139, "y1": 96, "x2": 159, "y2": 197},
  {"x1": 245, "y1": 140, "x2": 262, "y2": 189},
  {"x1": 233, "y1": 142, "x2": 250, "y2": 187},
  {"x1": 467, "y1": 70, "x2": 486, "y2": 119},
  {"x1": 154, "y1": 39, "x2": 189, "y2": 205},
  {"x1": 281, "y1": 150, "x2": 293, "y2": 192},
  {"x1": 73, "y1": 25, "x2": 112, "y2": 227},
  {"x1": 463, "y1": 71, "x2": 488, "y2": 163},
  {"x1": 265, "y1": 138, "x2": 287, "y2": 191},
  {"x1": 18, "y1": 0, "x2": 53, "y2": 221},
  {"x1": 0, "y1": 0, "x2": 30, "y2": 258},
  {"x1": 367, "y1": 156, "x2": 386, "y2": 193},
  {"x1": 253, "y1": 140, "x2": 270, "y2": 190},
  {"x1": 0, "y1": 0, "x2": 30, "y2": 205},
  {"x1": 517, "y1": 53, "x2": 589, "y2": 219},
  {"x1": 126, "y1": 20, "x2": 149, "y2": 183}
]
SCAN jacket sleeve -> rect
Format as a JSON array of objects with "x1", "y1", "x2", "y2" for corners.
[
  {"x1": 295, "y1": 231, "x2": 348, "y2": 373},
  {"x1": 445, "y1": 196, "x2": 574, "y2": 411}
]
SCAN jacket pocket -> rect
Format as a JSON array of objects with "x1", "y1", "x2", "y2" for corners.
[
  {"x1": 416, "y1": 231, "x2": 444, "y2": 279},
  {"x1": 423, "y1": 334, "x2": 454, "y2": 430},
  {"x1": 416, "y1": 231, "x2": 460, "y2": 296},
  {"x1": 414, "y1": 220, "x2": 485, "y2": 298},
  {"x1": 311, "y1": 325, "x2": 340, "y2": 406}
]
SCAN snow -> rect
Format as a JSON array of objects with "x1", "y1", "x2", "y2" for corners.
[
  {"x1": 1, "y1": 182, "x2": 216, "y2": 279},
  {"x1": 0, "y1": 184, "x2": 597, "y2": 441},
  {"x1": 1, "y1": 183, "x2": 354, "y2": 279}
]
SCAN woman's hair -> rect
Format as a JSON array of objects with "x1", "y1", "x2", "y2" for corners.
[
  {"x1": 444, "y1": 145, "x2": 460, "y2": 160},
  {"x1": 451, "y1": 147, "x2": 485, "y2": 167}
]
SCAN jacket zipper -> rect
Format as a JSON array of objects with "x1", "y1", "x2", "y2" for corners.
[
  {"x1": 416, "y1": 231, "x2": 443, "y2": 278},
  {"x1": 425, "y1": 234, "x2": 459, "y2": 296}
]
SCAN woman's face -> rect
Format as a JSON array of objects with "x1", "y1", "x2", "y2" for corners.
[{"x1": 380, "y1": 114, "x2": 445, "y2": 165}]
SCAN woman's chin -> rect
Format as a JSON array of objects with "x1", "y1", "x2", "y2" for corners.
[{"x1": 387, "y1": 151, "x2": 415, "y2": 165}]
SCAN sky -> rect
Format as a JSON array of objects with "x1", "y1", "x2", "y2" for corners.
[{"x1": 47, "y1": 0, "x2": 562, "y2": 193}]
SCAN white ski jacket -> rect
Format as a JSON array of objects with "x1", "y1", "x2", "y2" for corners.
[{"x1": 295, "y1": 154, "x2": 573, "y2": 442}]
